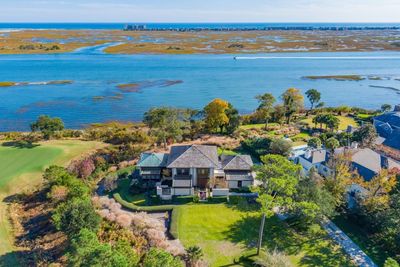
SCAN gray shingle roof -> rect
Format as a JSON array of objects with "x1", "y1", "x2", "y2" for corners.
[
  {"x1": 221, "y1": 154, "x2": 253, "y2": 170},
  {"x1": 351, "y1": 148, "x2": 400, "y2": 181},
  {"x1": 137, "y1": 153, "x2": 169, "y2": 168},
  {"x1": 167, "y1": 145, "x2": 219, "y2": 168},
  {"x1": 301, "y1": 149, "x2": 327, "y2": 164}
]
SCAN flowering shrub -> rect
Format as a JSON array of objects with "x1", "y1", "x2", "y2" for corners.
[{"x1": 93, "y1": 196, "x2": 185, "y2": 256}]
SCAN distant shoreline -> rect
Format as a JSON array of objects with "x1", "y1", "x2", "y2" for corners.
[{"x1": 1, "y1": 22, "x2": 400, "y2": 31}]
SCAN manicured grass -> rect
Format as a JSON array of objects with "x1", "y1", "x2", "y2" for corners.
[
  {"x1": 239, "y1": 123, "x2": 279, "y2": 130},
  {"x1": 176, "y1": 204, "x2": 353, "y2": 267},
  {"x1": 356, "y1": 113, "x2": 374, "y2": 120},
  {"x1": 0, "y1": 140, "x2": 104, "y2": 266},
  {"x1": 301, "y1": 115, "x2": 357, "y2": 131},
  {"x1": 332, "y1": 215, "x2": 389, "y2": 266}
]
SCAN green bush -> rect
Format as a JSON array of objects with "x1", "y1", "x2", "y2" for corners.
[
  {"x1": 228, "y1": 195, "x2": 246, "y2": 204},
  {"x1": 170, "y1": 208, "x2": 180, "y2": 239},
  {"x1": 384, "y1": 258, "x2": 400, "y2": 267},
  {"x1": 53, "y1": 198, "x2": 101, "y2": 237},
  {"x1": 193, "y1": 195, "x2": 200, "y2": 203},
  {"x1": 143, "y1": 248, "x2": 184, "y2": 267},
  {"x1": 113, "y1": 192, "x2": 174, "y2": 212}
]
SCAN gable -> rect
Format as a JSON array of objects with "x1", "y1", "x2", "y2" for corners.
[
  {"x1": 137, "y1": 153, "x2": 169, "y2": 168},
  {"x1": 222, "y1": 155, "x2": 253, "y2": 170}
]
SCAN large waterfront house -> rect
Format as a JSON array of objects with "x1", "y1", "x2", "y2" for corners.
[
  {"x1": 137, "y1": 145, "x2": 255, "y2": 199},
  {"x1": 374, "y1": 104, "x2": 400, "y2": 160}
]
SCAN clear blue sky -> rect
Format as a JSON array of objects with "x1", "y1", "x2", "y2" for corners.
[{"x1": 1, "y1": 0, "x2": 399, "y2": 23}]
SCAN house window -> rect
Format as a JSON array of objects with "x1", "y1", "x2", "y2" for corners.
[
  {"x1": 237, "y1": 181, "x2": 242, "y2": 188},
  {"x1": 176, "y1": 168, "x2": 190, "y2": 175}
]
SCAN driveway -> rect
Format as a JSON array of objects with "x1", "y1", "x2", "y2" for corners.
[{"x1": 322, "y1": 219, "x2": 377, "y2": 267}]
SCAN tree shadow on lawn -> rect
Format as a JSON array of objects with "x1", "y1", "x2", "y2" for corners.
[
  {"x1": 1, "y1": 190, "x2": 68, "y2": 266},
  {"x1": 1, "y1": 141, "x2": 40, "y2": 149},
  {"x1": 223, "y1": 214, "x2": 352, "y2": 267}
]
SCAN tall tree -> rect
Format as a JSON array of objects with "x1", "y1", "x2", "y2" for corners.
[
  {"x1": 256, "y1": 93, "x2": 276, "y2": 128},
  {"x1": 324, "y1": 114, "x2": 340, "y2": 132},
  {"x1": 353, "y1": 124, "x2": 378, "y2": 147},
  {"x1": 269, "y1": 138, "x2": 292, "y2": 157},
  {"x1": 381, "y1": 104, "x2": 392, "y2": 113},
  {"x1": 31, "y1": 115, "x2": 64, "y2": 140},
  {"x1": 253, "y1": 154, "x2": 302, "y2": 254},
  {"x1": 357, "y1": 169, "x2": 398, "y2": 213},
  {"x1": 325, "y1": 137, "x2": 340, "y2": 154},
  {"x1": 308, "y1": 137, "x2": 322, "y2": 149},
  {"x1": 305, "y1": 89, "x2": 321, "y2": 113},
  {"x1": 203, "y1": 98, "x2": 229, "y2": 133},
  {"x1": 281, "y1": 88, "x2": 304, "y2": 124},
  {"x1": 143, "y1": 107, "x2": 191, "y2": 148},
  {"x1": 225, "y1": 103, "x2": 240, "y2": 134},
  {"x1": 324, "y1": 155, "x2": 359, "y2": 207}
]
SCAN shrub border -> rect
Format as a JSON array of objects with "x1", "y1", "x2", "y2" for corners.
[{"x1": 113, "y1": 192, "x2": 180, "y2": 239}]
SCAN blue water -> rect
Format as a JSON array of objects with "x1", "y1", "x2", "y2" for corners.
[
  {"x1": 1, "y1": 50, "x2": 400, "y2": 131},
  {"x1": 1, "y1": 23, "x2": 400, "y2": 30}
]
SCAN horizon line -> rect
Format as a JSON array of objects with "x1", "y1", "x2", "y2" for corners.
[{"x1": 1, "y1": 21, "x2": 400, "y2": 24}]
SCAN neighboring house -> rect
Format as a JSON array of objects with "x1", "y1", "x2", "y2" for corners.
[
  {"x1": 350, "y1": 148, "x2": 400, "y2": 181},
  {"x1": 296, "y1": 149, "x2": 331, "y2": 177},
  {"x1": 296, "y1": 147, "x2": 400, "y2": 181},
  {"x1": 136, "y1": 145, "x2": 255, "y2": 199},
  {"x1": 295, "y1": 145, "x2": 400, "y2": 208},
  {"x1": 374, "y1": 105, "x2": 400, "y2": 160}
]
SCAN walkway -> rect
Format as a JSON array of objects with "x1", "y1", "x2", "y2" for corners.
[
  {"x1": 273, "y1": 207, "x2": 377, "y2": 267},
  {"x1": 322, "y1": 219, "x2": 377, "y2": 267}
]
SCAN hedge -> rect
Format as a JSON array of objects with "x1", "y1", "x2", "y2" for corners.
[
  {"x1": 113, "y1": 192, "x2": 174, "y2": 212},
  {"x1": 169, "y1": 207, "x2": 180, "y2": 239}
]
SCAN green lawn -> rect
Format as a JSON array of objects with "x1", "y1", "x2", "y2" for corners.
[
  {"x1": 0, "y1": 140, "x2": 104, "y2": 266},
  {"x1": 301, "y1": 115, "x2": 357, "y2": 131},
  {"x1": 332, "y1": 215, "x2": 389, "y2": 266},
  {"x1": 239, "y1": 123, "x2": 279, "y2": 130},
  {"x1": 176, "y1": 204, "x2": 353, "y2": 267}
]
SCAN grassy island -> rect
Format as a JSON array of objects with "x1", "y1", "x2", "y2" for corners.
[{"x1": 304, "y1": 75, "x2": 365, "y2": 81}]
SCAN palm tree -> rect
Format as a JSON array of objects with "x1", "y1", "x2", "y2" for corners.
[{"x1": 186, "y1": 246, "x2": 203, "y2": 267}]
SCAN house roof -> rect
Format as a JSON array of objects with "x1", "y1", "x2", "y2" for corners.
[
  {"x1": 167, "y1": 145, "x2": 219, "y2": 168},
  {"x1": 375, "y1": 121, "x2": 393, "y2": 138},
  {"x1": 374, "y1": 111, "x2": 400, "y2": 129},
  {"x1": 221, "y1": 154, "x2": 253, "y2": 170},
  {"x1": 382, "y1": 128, "x2": 400, "y2": 150},
  {"x1": 300, "y1": 149, "x2": 327, "y2": 164},
  {"x1": 137, "y1": 153, "x2": 169, "y2": 168},
  {"x1": 351, "y1": 148, "x2": 400, "y2": 181}
]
